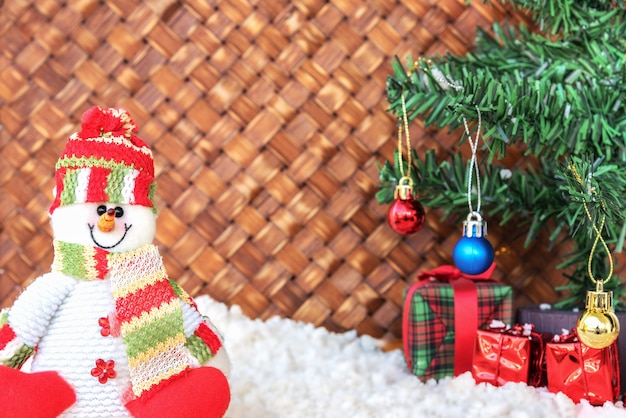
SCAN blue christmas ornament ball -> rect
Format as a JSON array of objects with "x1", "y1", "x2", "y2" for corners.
[{"x1": 453, "y1": 236, "x2": 494, "y2": 275}]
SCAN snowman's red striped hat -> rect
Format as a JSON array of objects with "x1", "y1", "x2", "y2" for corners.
[{"x1": 49, "y1": 107, "x2": 156, "y2": 214}]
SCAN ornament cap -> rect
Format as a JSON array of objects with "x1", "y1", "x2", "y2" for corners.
[
  {"x1": 394, "y1": 176, "x2": 414, "y2": 200},
  {"x1": 461, "y1": 211, "x2": 487, "y2": 238},
  {"x1": 585, "y1": 288, "x2": 613, "y2": 312}
]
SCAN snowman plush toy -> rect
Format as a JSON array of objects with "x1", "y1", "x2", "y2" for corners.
[{"x1": 0, "y1": 107, "x2": 231, "y2": 418}]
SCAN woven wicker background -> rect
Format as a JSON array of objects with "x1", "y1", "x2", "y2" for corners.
[{"x1": 2, "y1": 0, "x2": 623, "y2": 341}]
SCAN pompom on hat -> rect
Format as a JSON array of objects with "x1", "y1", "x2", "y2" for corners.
[{"x1": 49, "y1": 106, "x2": 157, "y2": 214}]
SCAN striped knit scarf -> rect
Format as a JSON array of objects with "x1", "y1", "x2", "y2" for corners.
[{"x1": 52, "y1": 241, "x2": 191, "y2": 399}]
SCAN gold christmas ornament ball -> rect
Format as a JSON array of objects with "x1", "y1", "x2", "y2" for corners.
[{"x1": 576, "y1": 290, "x2": 620, "y2": 349}]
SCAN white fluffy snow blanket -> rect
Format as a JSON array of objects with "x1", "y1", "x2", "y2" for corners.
[{"x1": 195, "y1": 296, "x2": 626, "y2": 418}]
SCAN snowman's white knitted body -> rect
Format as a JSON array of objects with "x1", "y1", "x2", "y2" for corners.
[
  {"x1": 12, "y1": 275, "x2": 132, "y2": 417},
  {"x1": 9, "y1": 267, "x2": 210, "y2": 417}
]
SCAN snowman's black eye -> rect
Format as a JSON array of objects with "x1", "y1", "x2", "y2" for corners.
[
  {"x1": 97, "y1": 205, "x2": 107, "y2": 216},
  {"x1": 114, "y1": 207, "x2": 124, "y2": 218}
]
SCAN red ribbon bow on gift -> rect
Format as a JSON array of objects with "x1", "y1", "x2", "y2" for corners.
[
  {"x1": 404, "y1": 262, "x2": 497, "y2": 376},
  {"x1": 416, "y1": 263, "x2": 496, "y2": 283}
]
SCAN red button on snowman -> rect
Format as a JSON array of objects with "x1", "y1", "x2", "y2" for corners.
[{"x1": 0, "y1": 107, "x2": 230, "y2": 418}]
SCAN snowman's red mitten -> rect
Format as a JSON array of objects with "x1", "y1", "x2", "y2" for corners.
[
  {"x1": 0, "y1": 311, "x2": 76, "y2": 417},
  {"x1": 0, "y1": 365, "x2": 76, "y2": 418},
  {"x1": 124, "y1": 366, "x2": 230, "y2": 418}
]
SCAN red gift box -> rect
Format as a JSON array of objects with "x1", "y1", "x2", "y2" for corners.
[
  {"x1": 545, "y1": 331, "x2": 620, "y2": 405},
  {"x1": 472, "y1": 323, "x2": 547, "y2": 387},
  {"x1": 403, "y1": 263, "x2": 514, "y2": 381}
]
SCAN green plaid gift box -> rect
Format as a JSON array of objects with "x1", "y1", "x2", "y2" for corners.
[{"x1": 402, "y1": 264, "x2": 513, "y2": 381}]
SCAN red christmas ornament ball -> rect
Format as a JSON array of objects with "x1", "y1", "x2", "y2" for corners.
[{"x1": 387, "y1": 195, "x2": 425, "y2": 235}]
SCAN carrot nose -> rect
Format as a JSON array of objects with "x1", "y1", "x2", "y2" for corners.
[{"x1": 97, "y1": 208, "x2": 116, "y2": 232}]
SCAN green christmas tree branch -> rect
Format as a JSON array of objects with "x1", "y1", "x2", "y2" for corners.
[
  {"x1": 553, "y1": 156, "x2": 626, "y2": 310},
  {"x1": 381, "y1": 0, "x2": 626, "y2": 309},
  {"x1": 502, "y1": 0, "x2": 625, "y2": 35},
  {"x1": 387, "y1": 17, "x2": 626, "y2": 160}
]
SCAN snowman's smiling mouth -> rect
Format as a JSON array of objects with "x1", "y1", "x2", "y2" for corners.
[{"x1": 88, "y1": 223, "x2": 133, "y2": 249}]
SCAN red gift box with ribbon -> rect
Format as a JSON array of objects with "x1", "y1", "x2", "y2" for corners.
[
  {"x1": 472, "y1": 323, "x2": 548, "y2": 387},
  {"x1": 545, "y1": 330, "x2": 621, "y2": 405},
  {"x1": 403, "y1": 263, "x2": 514, "y2": 381}
]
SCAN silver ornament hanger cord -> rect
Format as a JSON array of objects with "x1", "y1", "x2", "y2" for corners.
[
  {"x1": 428, "y1": 63, "x2": 483, "y2": 215},
  {"x1": 462, "y1": 106, "x2": 482, "y2": 215}
]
